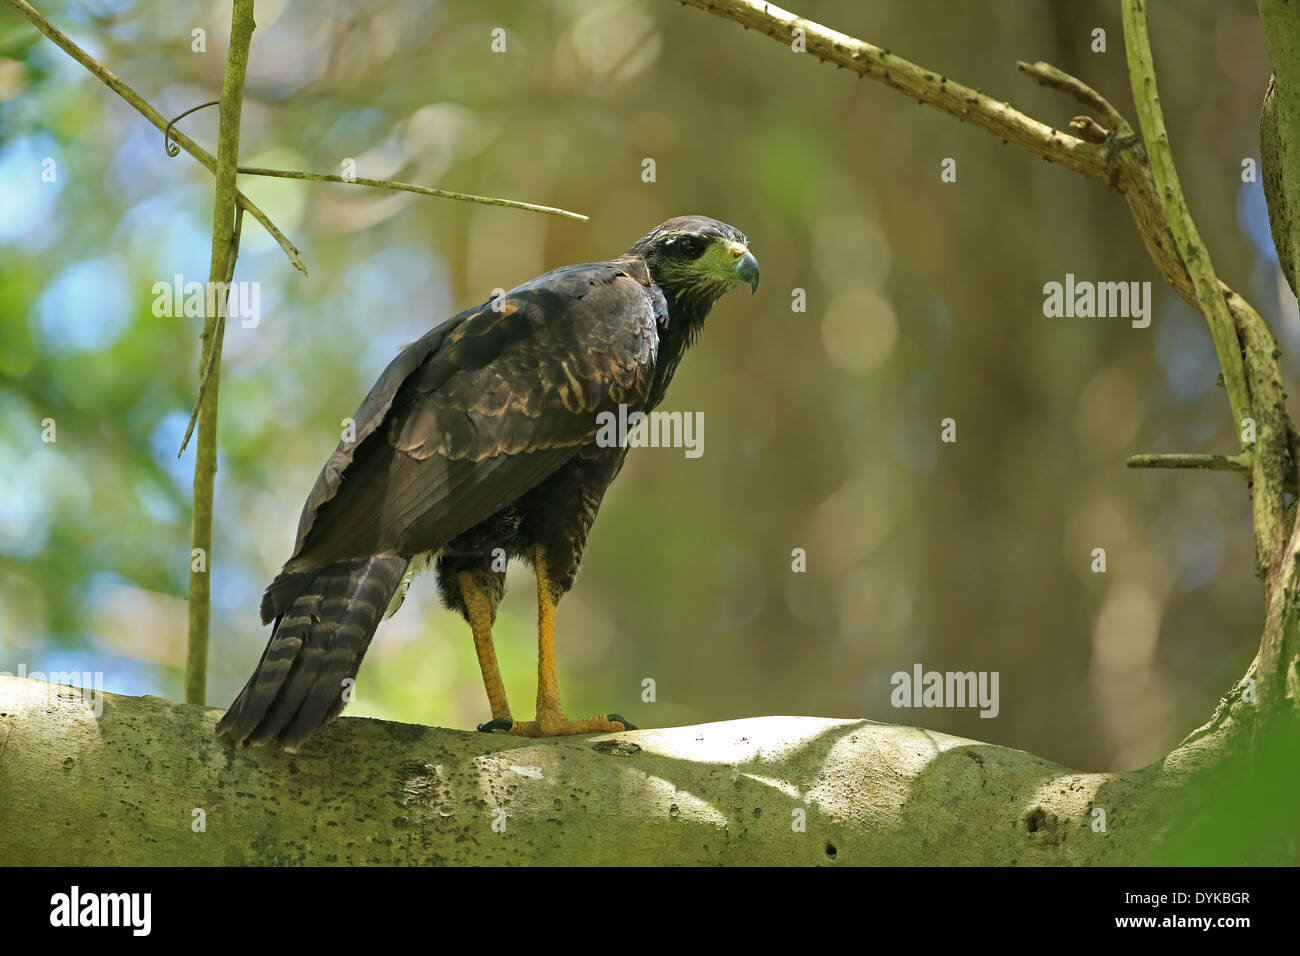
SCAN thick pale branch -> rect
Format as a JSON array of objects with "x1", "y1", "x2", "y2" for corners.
[{"x1": 0, "y1": 676, "x2": 1211, "y2": 865}]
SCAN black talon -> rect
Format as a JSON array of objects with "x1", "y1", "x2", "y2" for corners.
[
  {"x1": 477, "y1": 718, "x2": 514, "y2": 733},
  {"x1": 607, "y1": 714, "x2": 637, "y2": 731}
]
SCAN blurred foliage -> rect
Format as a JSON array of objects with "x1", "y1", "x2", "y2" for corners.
[{"x1": 0, "y1": 0, "x2": 1291, "y2": 776}]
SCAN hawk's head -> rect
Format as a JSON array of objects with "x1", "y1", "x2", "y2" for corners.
[{"x1": 629, "y1": 216, "x2": 759, "y2": 313}]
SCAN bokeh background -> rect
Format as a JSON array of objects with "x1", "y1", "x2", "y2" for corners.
[{"x1": 0, "y1": 0, "x2": 1288, "y2": 772}]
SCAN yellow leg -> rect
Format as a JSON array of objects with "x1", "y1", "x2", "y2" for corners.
[
  {"x1": 459, "y1": 571, "x2": 511, "y2": 722},
  {"x1": 535, "y1": 554, "x2": 562, "y2": 725},
  {"x1": 503, "y1": 546, "x2": 634, "y2": 737}
]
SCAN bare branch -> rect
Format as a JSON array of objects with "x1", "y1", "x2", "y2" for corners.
[
  {"x1": 1126, "y1": 453, "x2": 1252, "y2": 477},
  {"x1": 1017, "y1": 60, "x2": 1132, "y2": 138},
  {"x1": 673, "y1": 0, "x2": 1108, "y2": 180},
  {"x1": 184, "y1": 0, "x2": 255, "y2": 707},
  {"x1": 1258, "y1": 2, "x2": 1300, "y2": 301},
  {"x1": 1121, "y1": 0, "x2": 1251, "y2": 435},
  {"x1": 178, "y1": 205, "x2": 245, "y2": 458},
  {"x1": 237, "y1": 167, "x2": 588, "y2": 221}
]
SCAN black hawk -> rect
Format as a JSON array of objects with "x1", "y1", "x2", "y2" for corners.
[{"x1": 216, "y1": 215, "x2": 759, "y2": 749}]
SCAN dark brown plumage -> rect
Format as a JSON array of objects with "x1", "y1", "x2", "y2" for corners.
[{"x1": 216, "y1": 215, "x2": 758, "y2": 749}]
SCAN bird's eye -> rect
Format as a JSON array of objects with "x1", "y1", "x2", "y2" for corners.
[{"x1": 675, "y1": 236, "x2": 706, "y2": 259}]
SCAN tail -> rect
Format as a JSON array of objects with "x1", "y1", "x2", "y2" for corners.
[{"x1": 215, "y1": 554, "x2": 409, "y2": 750}]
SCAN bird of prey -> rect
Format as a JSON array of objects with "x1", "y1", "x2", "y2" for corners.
[{"x1": 216, "y1": 215, "x2": 759, "y2": 750}]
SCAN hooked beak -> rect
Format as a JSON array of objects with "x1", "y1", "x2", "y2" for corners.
[{"x1": 735, "y1": 249, "x2": 760, "y2": 294}]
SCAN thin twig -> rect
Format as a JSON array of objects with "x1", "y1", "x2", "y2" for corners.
[
  {"x1": 165, "y1": 100, "x2": 219, "y2": 157},
  {"x1": 184, "y1": 0, "x2": 255, "y2": 707},
  {"x1": 1017, "y1": 60, "x2": 1133, "y2": 138},
  {"x1": 178, "y1": 205, "x2": 244, "y2": 457},
  {"x1": 1068, "y1": 116, "x2": 1110, "y2": 145},
  {"x1": 1125, "y1": 453, "x2": 1251, "y2": 476},
  {"x1": 237, "y1": 167, "x2": 588, "y2": 221}
]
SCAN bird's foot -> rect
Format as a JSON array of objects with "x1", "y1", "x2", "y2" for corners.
[{"x1": 481, "y1": 712, "x2": 635, "y2": 737}]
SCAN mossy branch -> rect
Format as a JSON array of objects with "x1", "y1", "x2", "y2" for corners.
[
  {"x1": 1120, "y1": 0, "x2": 1251, "y2": 436},
  {"x1": 1257, "y1": 2, "x2": 1300, "y2": 302},
  {"x1": 1125, "y1": 452, "x2": 1253, "y2": 477}
]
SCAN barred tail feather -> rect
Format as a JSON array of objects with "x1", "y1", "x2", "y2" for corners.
[{"x1": 215, "y1": 554, "x2": 409, "y2": 750}]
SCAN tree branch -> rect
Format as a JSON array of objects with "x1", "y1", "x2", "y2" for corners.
[
  {"x1": 178, "y1": 206, "x2": 244, "y2": 457},
  {"x1": 1125, "y1": 452, "x2": 1252, "y2": 477},
  {"x1": 1017, "y1": 60, "x2": 1133, "y2": 139},
  {"x1": 184, "y1": 0, "x2": 255, "y2": 707},
  {"x1": 1257, "y1": 1, "x2": 1300, "y2": 303},
  {"x1": 673, "y1": 0, "x2": 1109, "y2": 180},
  {"x1": 235, "y1": 167, "x2": 587, "y2": 221},
  {"x1": 0, "y1": 675, "x2": 1216, "y2": 865},
  {"x1": 1121, "y1": 0, "x2": 1251, "y2": 438}
]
